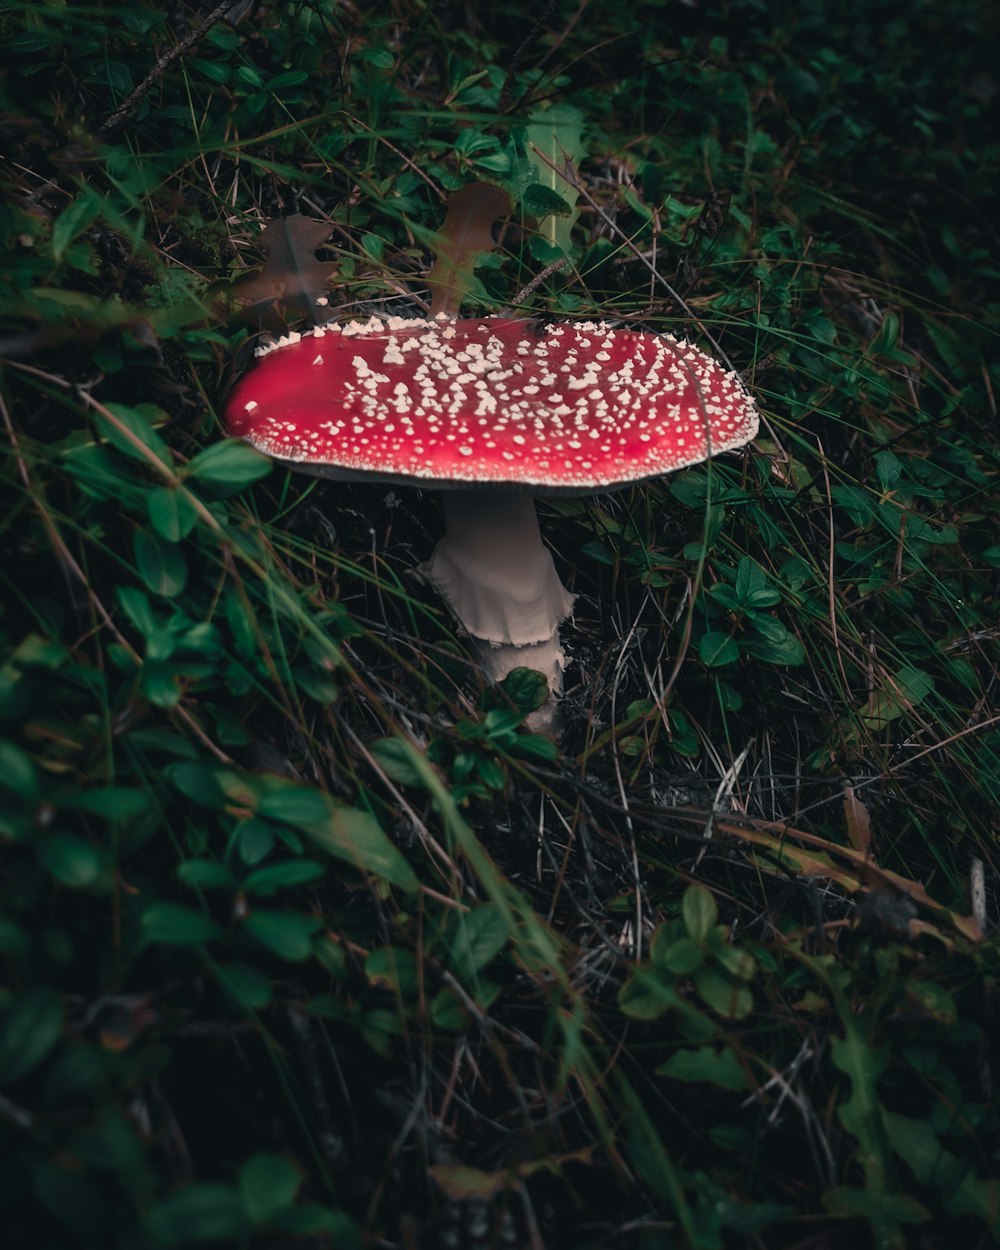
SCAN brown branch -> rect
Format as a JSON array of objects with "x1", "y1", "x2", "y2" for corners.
[{"x1": 98, "y1": 1, "x2": 245, "y2": 135}]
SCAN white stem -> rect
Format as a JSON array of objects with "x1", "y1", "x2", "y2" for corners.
[{"x1": 420, "y1": 491, "x2": 575, "y2": 717}]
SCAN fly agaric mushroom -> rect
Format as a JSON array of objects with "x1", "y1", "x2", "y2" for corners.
[{"x1": 224, "y1": 313, "x2": 758, "y2": 721}]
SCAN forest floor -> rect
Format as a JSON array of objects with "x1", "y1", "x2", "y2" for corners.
[{"x1": 1, "y1": 2, "x2": 999, "y2": 1248}]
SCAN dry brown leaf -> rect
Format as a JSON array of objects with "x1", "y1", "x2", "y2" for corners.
[
  {"x1": 843, "y1": 784, "x2": 873, "y2": 856},
  {"x1": 429, "y1": 1145, "x2": 594, "y2": 1201},
  {"x1": 425, "y1": 183, "x2": 512, "y2": 318},
  {"x1": 222, "y1": 215, "x2": 338, "y2": 328}
]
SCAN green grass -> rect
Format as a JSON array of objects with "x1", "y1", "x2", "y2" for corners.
[{"x1": 1, "y1": 1, "x2": 998, "y2": 1247}]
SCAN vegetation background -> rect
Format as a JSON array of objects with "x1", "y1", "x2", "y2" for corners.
[{"x1": 1, "y1": 0, "x2": 998, "y2": 1247}]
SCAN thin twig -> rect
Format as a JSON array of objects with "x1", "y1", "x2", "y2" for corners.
[{"x1": 99, "y1": 1, "x2": 245, "y2": 135}]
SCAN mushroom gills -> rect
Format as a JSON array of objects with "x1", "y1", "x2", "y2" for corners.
[{"x1": 420, "y1": 491, "x2": 575, "y2": 713}]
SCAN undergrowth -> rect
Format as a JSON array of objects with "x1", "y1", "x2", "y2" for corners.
[{"x1": 1, "y1": 2, "x2": 998, "y2": 1248}]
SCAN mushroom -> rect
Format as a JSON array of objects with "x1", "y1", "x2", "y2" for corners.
[{"x1": 224, "y1": 313, "x2": 757, "y2": 724}]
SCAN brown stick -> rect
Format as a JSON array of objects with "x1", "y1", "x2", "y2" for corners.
[{"x1": 99, "y1": 0, "x2": 245, "y2": 135}]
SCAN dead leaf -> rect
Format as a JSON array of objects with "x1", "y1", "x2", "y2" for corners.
[
  {"x1": 429, "y1": 1145, "x2": 594, "y2": 1200},
  {"x1": 843, "y1": 784, "x2": 873, "y2": 856},
  {"x1": 220, "y1": 215, "x2": 339, "y2": 328},
  {"x1": 425, "y1": 183, "x2": 512, "y2": 318}
]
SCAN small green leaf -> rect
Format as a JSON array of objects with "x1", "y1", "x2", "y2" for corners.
[
  {"x1": 0, "y1": 986, "x2": 63, "y2": 1084},
  {"x1": 37, "y1": 833, "x2": 106, "y2": 888},
  {"x1": 148, "y1": 487, "x2": 199, "y2": 541},
  {"x1": 657, "y1": 937, "x2": 706, "y2": 976},
  {"x1": 178, "y1": 860, "x2": 235, "y2": 891},
  {"x1": 431, "y1": 987, "x2": 469, "y2": 1030},
  {"x1": 52, "y1": 188, "x2": 103, "y2": 261},
  {"x1": 256, "y1": 786, "x2": 331, "y2": 826},
  {"x1": 699, "y1": 632, "x2": 740, "y2": 667},
  {"x1": 366, "y1": 946, "x2": 420, "y2": 996},
  {"x1": 694, "y1": 967, "x2": 753, "y2": 1019},
  {"x1": 141, "y1": 901, "x2": 222, "y2": 945},
  {"x1": 450, "y1": 904, "x2": 510, "y2": 979},
  {"x1": 0, "y1": 740, "x2": 39, "y2": 802},
  {"x1": 370, "y1": 737, "x2": 424, "y2": 785},
  {"x1": 712, "y1": 942, "x2": 757, "y2": 982},
  {"x1": 618, "y1": 967, "x2": 679, "y2": 1020},
  {"x1": 501, "y1": 666, "x2": 551, "y2": 713},
  {"x1": 236, "y1": 819, "x2": 275, "y2": 865},
  {"x1": 147, "y1": 1183, "x2": 247, "y2": 1244},
  {"x1": 522, "y1": 183, "x2": 573, "y2": 217},
  {"x1": 239, "y1": 1153, "x2": 301, "y2": 1226},
  {"x1": 244, "y1": 909, "x2": 321, "y2": 961},
  {"x1": 99, "y1": 403, "x2": 171, "y2": 465},
  {"x1": 293, "y1": 794, "x2": 420, "y2": 893},
  {"x1": 656, "y1": 1046, "x2": 750, "y2": 1091},
  {"x1": 884, "y1": 1112, "x2": 999, "y2": 1231},
  {"x1": 216, "y1": 961, "x2": 273, "y2": 1010},
  {"x1": 242, "y1": 860, "x2": 325, "y2": 896},
  {"x1": 682, "y1": 885, "x2": 718, "y2": 941},
  {"x1": 186, "y1": 441, "x2": 271, "y2": 493},
  {"x1": 117, "y1": 586, "x2": 157, "y2": 639},
  {"x1": 169, "y1": 762, "x2": 227, "y2": 809},
  {"x1": 134, "y1": 529, "x2": 188, "y2": 597}
]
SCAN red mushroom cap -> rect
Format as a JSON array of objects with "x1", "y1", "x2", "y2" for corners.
[{"x1": 224, "y1": 315, "x2": 757, "y2": 492}]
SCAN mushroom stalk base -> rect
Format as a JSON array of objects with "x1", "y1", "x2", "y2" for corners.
[{"x1": 420, "y1": 491, "x2": 574, "y2": 721}]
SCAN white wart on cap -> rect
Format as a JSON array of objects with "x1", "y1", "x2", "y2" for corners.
[{"x1": 224, "y1": 315, "x2": 758, "y2": 491}]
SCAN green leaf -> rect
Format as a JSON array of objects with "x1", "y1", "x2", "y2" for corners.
[
  {"x1": 682, "y1": 885, "x2": 718, "y2": 941},
  {"x1": 293, "y1": 795, "x2": 419, "y2": 893},
  {"x1": 500, "y1": 667, "x2": 551, "y2": 714},
  {"x1": 370, "y1": 736, "x2": 424, "y2": 785},
  {"x1": 147, "y1": 1183, "x2": 247, "y2": 1244},
  {"x1": 186, "y1": 441, "x2": 271, "y2": 493},
  {"x1": 117, "y1": 586, "x2": 157, "y2": 639},
  {"x1": 52, "y1": 188, "x2": 103, "y2": 261},
  {"x1": 99, "y1": 402, "x2": 171, "y2": 465},
  {"x1": 861, "y1": 665, "x2": 936, "y2": 728},
  {"x1": 242, "y1": 859, "x2": 325, "y2": 896},
  {"x1": 693, "y1": 967, "x2": 753, "y2": 1019},
  {"x1": 656, "y1": 1045, "x2": 751, "y2": 1091},
  {"x1": 712, "y1": 942, "x2": 757, "y2": 982},
  {"x1": 177, "y1": 859, "x2": 235, "y2": 891},
  {"x1": 735, "y1": 557, "x2": 782, "y2": 607},
  {"x1": 365, "y1": 945, "x2": 420, "y2": 997},
  {"x1": 741, "y1": 622, "x2": 806, "y2": 666},
  {"x1": 141, "y1": 901, "x2": 222, "y2": 945},
  {"x1": 0, "y1": 740, "x2": 39, "y2": 802},
  {"x1": 0, "y1": 986, "x2": 63, "y2": 1084},
  {"x1": 244, "y1": 909, "x2": 321, "y2": 960},
  {"x1": 215, "y1": 962, "x2": 272, "y2": 1010},
  {"x1": 37, "y1": 832, "x2": 106, "y2": 888},
  {"x1": 134, "y1": 529, "x2": 188, "y2": 597},
  {"x1": 236, "y1": 818, "x2": 275, "y2": 865},
  {"x1": 239, "y1": 1153, "x2": 301, "y2": 1226},
  {"x1": 148, "y1": 487, "x2": 199, "y2": 541},
  {"x1": 522, "y1": 183, "x2": 573, "y2": 217},
  {"x1": 169, "y1": 762, "x2": 228, "y2": 809},
  {"x1": 431, "y1": 987, "x2": 469, "y2": 1031},
  {"x1": 618, "y1": 967, "x2": 679, "y2": 1020},
  {"x1": 656, "y1": 936, "x2": 706, "y2": 975},
  {"x1": 699, "y1": 631, "x2": 740, "y2": 667},
  {"x1": 256, "y1": 786, "x2": 331, "y2": 826},
  {"x1": 450, "y1": 904, "x2": 510, "y2": 980},
  {"x1": 884, "y1": 1112, "x2": 999, "y2": 1232}
]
